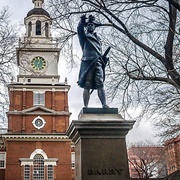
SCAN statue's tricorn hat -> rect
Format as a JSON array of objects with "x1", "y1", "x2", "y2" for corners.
[{"x1": 85, "y1": 15, "x2": 102, "y2": 27}]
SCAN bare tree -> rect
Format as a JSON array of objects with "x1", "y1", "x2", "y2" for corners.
[
  {"x1": 128, "y1": 142, "x2": 167, "y2": 178},
  {"x1": 47, "y1": 0, "x2": 180, "y2": 140},
  {"x1": 167, "y1": 0, "x2": 180, "y2": 10},
  {"x1": 0, "y1": 7, "x2": 17, "y2": 124}
]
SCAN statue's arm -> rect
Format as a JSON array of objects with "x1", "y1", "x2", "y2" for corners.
[{"x1": 77, "y1": 15, "x2": 86, "y2": 49}]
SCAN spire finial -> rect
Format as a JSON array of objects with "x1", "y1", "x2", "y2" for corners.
[{"x1": 32, "y1": 0, "x2": 44, "y2": 8}]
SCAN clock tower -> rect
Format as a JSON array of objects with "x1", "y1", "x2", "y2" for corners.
[
  {"x1": 1, "y1": 1, "x2": 74, "y2": 179},
  {"x1": 17, "y1": 0, "x2": 60, "y2": 83}
]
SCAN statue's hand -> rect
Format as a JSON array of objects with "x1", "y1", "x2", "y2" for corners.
[{"x1": 81, "y1": 14, "x2": 87, "y2": 22}]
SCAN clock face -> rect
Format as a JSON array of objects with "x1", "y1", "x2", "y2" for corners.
[{"x1": 31, "y1": 56, "x2": 46, "y2": 71}]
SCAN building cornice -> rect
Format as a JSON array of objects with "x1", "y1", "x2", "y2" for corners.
[
  {"x1": 18, "y1": 75, "x2": 60, "y2": 79},
  {"x1": 8, "y1": 83, "x2": 70, "y2": 88},
  {"x1": 7, "y1": 83, "x2": 70, "y2": 92},
  {"x1": 16, "y1": 47, "x2": 60, "y2": 52},
  {"x1": 2, "y1": 134, "x2": 70, "y2": 141},
  {"x1": 7, "y1": 111, "x2": 71, "y2": 116}
]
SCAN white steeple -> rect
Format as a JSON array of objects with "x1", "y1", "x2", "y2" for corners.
[
  {"x1": 16, "y1": 0, "x2": 60, "y2": 84},
  {"x1": 33, "y1": 0, "x2": 44, "y2": 8}
]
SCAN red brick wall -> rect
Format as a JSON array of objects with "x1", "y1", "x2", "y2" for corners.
[
  {"x1": 8, "y1": 89, "x2": 70, "y2": 133},
  {"x1": 0, "y1": 170, "x2": 5, "y2": 180},
  {"x1": 6, "y1": 87, "x2": 71, "y2": 179},
  {"x1": 9, "y1": 90, "x2": 69, "y2": 112},
  {"x1": 8, "y1": 115, "x2": 68, "y2": 133},
  {"x1": 165, "y1": 137, "x2": 180, "y2": 174},
  {"x1": 5, "y1": 140, "x2": 72, "y2": 180}
]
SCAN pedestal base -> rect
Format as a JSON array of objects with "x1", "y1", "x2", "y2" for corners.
[{"x1": 67, "y1": 108, "x2": 135, "y2": 180}]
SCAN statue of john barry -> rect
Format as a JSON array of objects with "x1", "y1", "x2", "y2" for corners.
[{"x1": 77, "y1": 14, "x2": 110, "y2": 108}]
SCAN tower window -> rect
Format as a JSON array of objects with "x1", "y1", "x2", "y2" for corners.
[
  {"x1": 33, "y1": 92, "x2": 45, "y2": 106},
  {"x1": 28, "y1": 22, "x2": 32, "y2": 37},
  {"x1": 27, "y1": 79, "x2": 31, "y2": 82},
  {"x1": 45, "y1": 22, "x2": 49, "y2": 37},
  {"x1": 71, "y1": 152, "x2": 75, "y2": 169},
  {"x1": 36, "y1": 20, "x2": 41, "y2": 35},
  {"x1": 0, "y1": 152, "x2": 6, "y2": 169}
]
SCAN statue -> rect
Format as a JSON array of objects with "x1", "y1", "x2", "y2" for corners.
[{"x1": 77, "y1": 14, "x2": 110, "y2": 108}]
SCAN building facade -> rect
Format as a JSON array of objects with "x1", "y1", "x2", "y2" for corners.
[
  {"x1": 128, "y1": 146, "x2": 167, "y2": 179},
  {"x1": 164, "y1": 137, "x2": 180, "y2": 175},
  {"x1": 0, "y1": 0, "x2": 73, "y2": 179}
]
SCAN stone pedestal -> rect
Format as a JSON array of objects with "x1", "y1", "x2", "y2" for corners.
[{"x1": 67, "y1": 108, "x2": 135, "y2": 180}]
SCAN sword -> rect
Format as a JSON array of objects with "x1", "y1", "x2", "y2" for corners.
[{"x1": 102, "y1": 46, "x2": 111, "y2": 66}]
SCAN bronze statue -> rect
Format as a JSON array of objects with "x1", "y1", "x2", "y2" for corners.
[{"x1": 77, "y1": 14, "x2": 110, "y2": 108}]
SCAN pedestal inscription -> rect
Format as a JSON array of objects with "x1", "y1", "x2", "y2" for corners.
[{"x1": 87, "y1": 168, "x2": 124, "y2": 175}]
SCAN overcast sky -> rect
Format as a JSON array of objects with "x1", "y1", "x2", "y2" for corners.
[{"x1": 1, "y1": 0, "x2": 160, "y2": 144}]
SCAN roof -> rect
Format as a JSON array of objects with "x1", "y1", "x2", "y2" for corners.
[
  {"x1": 131, "y1": 179, "x2": 163, "y2": 180},
  {"x1": 27, "y1": 8, "x2": 50, "y2": 18},
  {"x1": 164, "y1": 137, "x2": 180, "y2": 145},
  {"x1": 33, "y1": 0, "x2": 44, "y2": 3},
  {"x1": 163, "y1": 170, "x2": 180, "y2": 180}
]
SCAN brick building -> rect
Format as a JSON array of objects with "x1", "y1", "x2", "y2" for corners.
[
  {"x1": 0, "y1": 0, "x2": 73, "y2": 179},
  {"x1": 128, "y1": 146, "x2": 167, "y2": 178},
  {"x1": 164, "y1": 136, "x2": 180, "y2": 175}
]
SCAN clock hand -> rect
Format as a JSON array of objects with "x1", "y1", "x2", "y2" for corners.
[
  {"x1": 38, "y1": 59, "x2": 40, "y2": 68},
  {"x1": 38, "y1": 59, "x2": 42, "y2": 69}
]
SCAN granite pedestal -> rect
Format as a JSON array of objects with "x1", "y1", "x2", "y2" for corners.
[{"x1": 67, "y1": 108, "x2": 135, "y2": 180}]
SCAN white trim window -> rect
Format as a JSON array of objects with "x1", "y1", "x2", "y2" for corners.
[
  {"x1": 47, "y1": 165, "x2": 54, "y2": 180},
  {"x1": 71, "y1": 152, "x2": 75, "y2": 169},
  {"x1": 20, "y1": 149, "x2": 58, "y2": 180},
  {"x1": 0, "y1": 152, "x2": 6, "y2": 169},
  {"x1": 33, "y1": 92, "x2": 45, "y2": 106},
  {"x1": 24, "y1": 165, "x2": 30, "y2": 180}
]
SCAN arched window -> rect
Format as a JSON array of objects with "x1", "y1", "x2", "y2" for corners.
[
  {"x1": 36, "y1": 20, "x2": 41, "y2": 35},
  {"x1": 20, "y1": 149, "x2": 58, "y2": 180},
  {"x1": 28, "y1": 22, "x2": 32, "y2": 37},
  {"x1": 45, "y1": 22, "x2": 49, "y2": 37},
  {"x1": 33, "y1": 154, "x2": 44, "y2": 179}
]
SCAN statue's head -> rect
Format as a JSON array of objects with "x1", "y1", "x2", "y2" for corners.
[
  {"x1": 87, "y1": 15, "x2": 95, "y2": 24},
  {"x1": 86, "y1": 15, "x2": 96, "y2": 33}
]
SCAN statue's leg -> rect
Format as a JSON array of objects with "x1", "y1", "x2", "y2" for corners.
[
  {"x1": 97, "y1": 87, "x2": 107, "y2": 107},
  {"x1": 95, "y1": 61, "x2": 109, "y2": 108},
  {"x1": 83, "y1": 66, "x2": 94, "y2": 107},
  {"x1": 83, "y1": 88, "x2": 90, "y2": 107}
]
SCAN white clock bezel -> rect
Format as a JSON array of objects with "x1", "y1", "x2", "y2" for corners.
[
  {"x1": 30, "y1": 56, "x2": 48, "y2": 74},
  {"x1": 32, "y1": 116, "x2": 46, "y2": 129}
]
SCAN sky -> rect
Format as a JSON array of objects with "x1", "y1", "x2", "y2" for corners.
[{"x1": 1, "y1": 0, "x2": 160, "y2": 144}]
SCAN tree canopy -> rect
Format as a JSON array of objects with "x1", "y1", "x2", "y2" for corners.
[
  {"x1": 128, "y1": 142, "x2": 167, "y2": 178},
  {"x1": 47, "y1": 0, "x2": 180, "y2": 140},
  {"x1": 0, "y1": 7, "x2": 17, "y2": 124}
]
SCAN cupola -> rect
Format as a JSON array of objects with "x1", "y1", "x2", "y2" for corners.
[
  {"x1": 24, "y1": 0, "x2": 51, "y2": 38},
  {"x1": 27, "y1": 0, "x2": 50, "y2": 18},
  {"x1": 26, "y1": 8, "x2": 50, "y2": 18}
]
